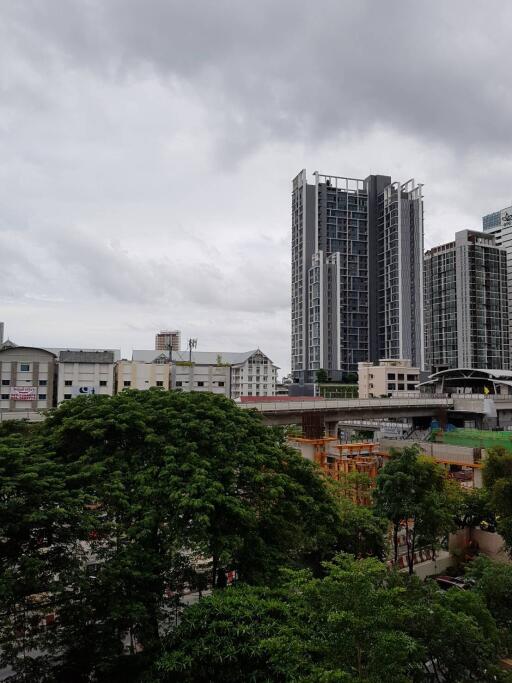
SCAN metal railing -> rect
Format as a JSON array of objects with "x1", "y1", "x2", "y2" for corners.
[{"x1": 240, "y1": 396, "x2": 453, "y2": 413}]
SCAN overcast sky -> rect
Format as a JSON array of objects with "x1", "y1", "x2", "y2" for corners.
[{"x1": 2, "y1": 1, "x2": 512, "y2": 375}]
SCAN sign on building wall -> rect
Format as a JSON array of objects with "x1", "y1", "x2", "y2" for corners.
[
  {"x1": 72, "y1": 386, "x2": 97, "y2": 396},
  {"x1": 501, "y1": 208, "x2": 512, "y2": 228},
  {"x1": 10, "y1": 386, "x2": 37, "y2": 401}
]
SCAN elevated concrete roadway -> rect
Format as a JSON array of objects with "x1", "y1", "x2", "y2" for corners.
[{"x1": 239, "y1": 397, "x2": 454, "y2": 426}]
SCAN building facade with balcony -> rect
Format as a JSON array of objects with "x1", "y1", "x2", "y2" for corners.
[
  {"x1": 424, "y1": 230, "x2": 509, "y2": 372},
  {"x1": 291, "y1": 169, "x2": 424, "y2": 384}
]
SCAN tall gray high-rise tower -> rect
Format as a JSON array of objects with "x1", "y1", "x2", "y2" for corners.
[
  {"x1": 424, "y1": 230, "x2": 509, "y2": 372},
  {"x1": 482, "y1": 205, "x2": 512, "y2": 348},
  {"x1": 291, "y1": 170, "x2": 424, "y2": 384}
]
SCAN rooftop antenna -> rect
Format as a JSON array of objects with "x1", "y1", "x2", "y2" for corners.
[{"x1": 188, "y1": 338, "x2": 197, "y2": 363}]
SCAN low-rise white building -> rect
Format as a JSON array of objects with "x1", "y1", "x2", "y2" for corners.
[
  {"x1": 115, "y1": 359, "x2": 170, "y2": 392},
  {"x1": 358, "y1": 359, "x2": 420, "y2": 399},
  {"x1": 56, "y1": 350, "x2": 118, "y2": 403},
  {"x1": 130, "y1": 350, "x2": 231, "y2": 396},
  {"x1": 131, "y1": 348, "x2": 278, "y2": 398},
  {"x1": 229, "y1": 349, "x2": 278, "y2": 398}
]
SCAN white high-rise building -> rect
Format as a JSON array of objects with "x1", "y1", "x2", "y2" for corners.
[{"x1": 291, "y1": 170, "x2": 424, "y2": 384}]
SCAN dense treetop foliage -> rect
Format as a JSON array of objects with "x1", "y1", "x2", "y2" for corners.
[
  {"x1": 1, "y1": 393, "x2": 511, "y2": 681},
  {"x1": 157, "y1": 554, "x2": 512, "y2": 683},
  {"x1": 484, "y1": 447, "x2": 512, "y2": 553},
  {"x1": 0, "y1": 391, "x2": 360, "y2": 680}
]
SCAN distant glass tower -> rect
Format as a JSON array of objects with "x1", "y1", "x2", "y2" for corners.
[
  {"x1": 483, "y1": 205, "x2": 512, "y2": 349},
  {"x1": 291, "y1": 170, "x2": 424, "y2": 384},
  {"x1": 424, "y1": 230, "x2": 509, "y2": 371}
]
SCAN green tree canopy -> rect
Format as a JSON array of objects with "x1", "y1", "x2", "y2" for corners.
[
  {"x1": 316, "y1": 368, "x2": 328, "y2": 383},
  {"x1": 466, "y1": 555, "x2": 512, "y2": 651},
  {"x1": 483, "y1": 447, "x2": 512, "y2": 554},
  {"x1": 156, "y1": 554, "x2": 504, "y2": 682},
  {"x1": 1, "y1": 391, "x2": 341, "y2": 680},
  {"x1": 374, "y1": 446, "x2": 457, "y2": 572}
]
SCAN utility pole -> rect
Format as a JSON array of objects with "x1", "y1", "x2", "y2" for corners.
[
  {"x1": 188, "y1": 338, "x2": 197, "y2": 363},
  {"x1": 167, "y1": 342, "x2": 173, "y2": 390}
]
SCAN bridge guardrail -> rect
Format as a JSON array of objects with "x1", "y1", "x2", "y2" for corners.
[{"x1": 240, "y1": 397, "x2": 454, "y2": 413}]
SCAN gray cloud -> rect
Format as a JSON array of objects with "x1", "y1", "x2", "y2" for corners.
[
  {"x1": 4, "y1": 1, "x2": 512, "y2": 158},
  {"x1": 1, "y1": 1, "x2": 512, "y2": 373}
]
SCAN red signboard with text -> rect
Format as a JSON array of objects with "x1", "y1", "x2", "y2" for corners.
[{"x1": 10, "y1": 387, "x2": 37, "y2": 401}]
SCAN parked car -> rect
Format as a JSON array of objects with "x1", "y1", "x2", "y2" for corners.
[{"x1": 433, "y1": 575, "x2": 469, "y2": 591}]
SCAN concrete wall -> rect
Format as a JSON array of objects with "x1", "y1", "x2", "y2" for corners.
[
  {"x1": 411, "y1": 551, "x2": 454, "y2": 580},
  {"x1": 450, "y1": 528, "x2": 509, "y2": 562},
  {"x1": 380, "y1": 438, "x2": 481, "y2": 465}
]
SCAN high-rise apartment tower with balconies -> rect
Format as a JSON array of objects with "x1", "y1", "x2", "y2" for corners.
[{"x1": 291, "y1": 170, "x2": 424, "y2": 383}]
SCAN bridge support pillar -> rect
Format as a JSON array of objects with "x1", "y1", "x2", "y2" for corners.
[{"x1": 325, "y1": 420, "x2": 339, "y2": 437}]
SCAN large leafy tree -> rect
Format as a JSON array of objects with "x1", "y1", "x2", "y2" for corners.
[
  {"x1": 156, "y1": 554, "x2": 504, "y2": 682},
  {"x1": 1, "y1": 390, "x2": 340, "y2": 680},
  {"x1": 0, "y1": 421, "x2": 89, "y2": 680},
  {"x1": 483, "y1": 447, "x2": 512, "y2": 554},
  {"x1": 466, "y1": 556, "x2": 512, "y2": 651},
  {"x1": 374, "y1": 446, "x2": 456, "y2": 573}
]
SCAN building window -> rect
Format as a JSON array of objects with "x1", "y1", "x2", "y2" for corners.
[
  {"x1": 100, "y1": 380, "x2": 107, "y2": 386},
  {"x1": 20, "y1": 363, "x2": 30, "y2": 372},
  {"x1": 156, "y1": 381, "x2": 164, "y2": 387},
  {"x1": 64, "y1": 394, "x2": 72, "y2": 399},
  {"x1": 39, "y1": 379, "x2": 47, "y2": 386},
  {"x1": 197, "y1": 381, "x2": 204, "y2": 387},
  {"x1": 407, "y1": 384, "x2": 416, "y2": 391},
  {"x1": 387, "y1": 373, "x2": 395, "y2": 380},
  {"x1": 397, "y1": 374, "x2": 404, "y2": 381},
  {"x1": 1, "y1": 394, "x2": 9, "y2": 400},
  {"x1": 65, "y1": 380, "x2": 73, "y2": 386},
  {"x1": 398, "y1": 384, "x2": 405, "y2": 391},
  {"x1": 218, "y1": 381, "x2": 225, "y2": 387},
  {"x1": 175, "y1": 381, "x2": 183, "y2": 387},
  {"x1": 1, "y1": 379, "x2": 9, "y2": 386},
  {"x1": 38, "y1": 394, "x2": 46, "y2": 400},
  {"x1": 124, "y1": 381, "x2": 131, "y2": 387}
]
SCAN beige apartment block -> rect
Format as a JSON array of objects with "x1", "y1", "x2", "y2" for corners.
[
  {"x1": 358, "y1": 359, "x2": 420, "y2": 399},
  {"x1": 57, "y1": 350, "x2": 117, "y2": 403},
  {"x1": 173, "y1": 363, "x2": 231, "y2": 395},
  {"x1": 116, "y1": 359, "x2": 171, "y2": 392},
  {"x1": 0, "y1": 343, "x2": 56, "y2": 412}
]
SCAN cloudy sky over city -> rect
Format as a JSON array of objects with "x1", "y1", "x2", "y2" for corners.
[{"x1": 2, "y1": 0, "x2": 512, "y2": 374}]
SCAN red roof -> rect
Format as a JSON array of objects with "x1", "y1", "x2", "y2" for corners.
[{"x1": 239, "y1": 395, "x2": 323, "y2": 403}]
